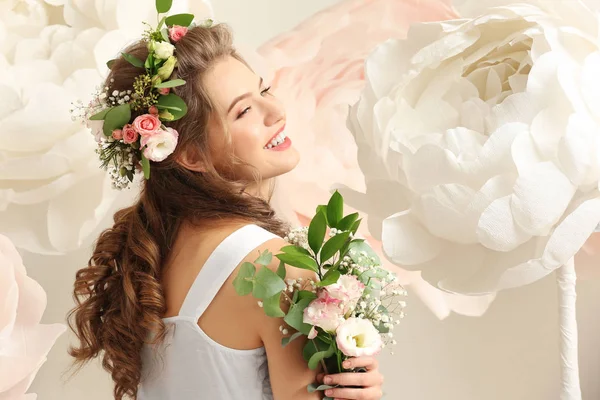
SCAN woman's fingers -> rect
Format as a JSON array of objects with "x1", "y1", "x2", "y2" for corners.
[
  {"x1": 324, "y1": 386, "x2": 383, "y2": 400},
  {"x1": 323, "y1": 371, "x2": 383, "y2": 387},
  {"x1": 342, "y1": 356, "x2": 379, "y2": 371}
]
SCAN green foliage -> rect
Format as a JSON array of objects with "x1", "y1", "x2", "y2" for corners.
[
  {"x1": 337, "y1": 212, "x2": 359, "y2": 231},
  {"x1": 308, "y1": 211, "x2": 327, "y2": 254},
  {"x1": 280, "y1": 245, "x2": 312, "y2": 257},
  {"x1": 317, "y1": 269, "x2": 340, "y2": 287},
  {"x1": 275, "y1": 253, "x2": 319, "y2": 273},
  {"x1": 320, "y1": 231, "x2": 350, "y2": 264},
  {"x1": 232, "y1": 262, "x2": 255, "y2": 296},
  {"x1": 252, "y1": 267, "x2": 286, "y2": 300},
  {"x1": 262, "y1": 292, "x2": 285, "y2": 318},
  {"x1": 157, "y1": 93, "x2": 188, "y2": 120},
  {"x1": 102, "y1": 104, "x2": 131, "y2": 136},
  {"x1": 155, "y1": 0, "x2": 172, "y2": 13},
  {"x1": 284, "y1": 298, "x2": 313, "y2": 335},
  {"x1": 165, "y1": 13, "x2": 194, "y2": 27},
  {"x1": 276, "y1": 261, "x2": 286, "y2": 280},
  {"x1": 89, "y1": 108, "x2": 110, "y2": 121},
  {"x1": 254, "y1": 250, "x2": 273, "y2": 266},
  {"x1": 281, "y1": 331, "x2": 303, "y2": 347},
  {"x1": 121, "y1": 52, "x2": 144, "y2": 68},
  {"x1": 154, "y1": 79, "x2": 186, "y2": 89},
  {"x1": 326, "y1": 190, "x2": 344, "y2": 228},
  {"x1": 140, "y1": 153, "x2": 151, "y2": 179}
]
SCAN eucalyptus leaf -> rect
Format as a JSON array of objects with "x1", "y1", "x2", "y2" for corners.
[
  {"x1": 347, "y1": 240, "x2": 381, "y2": 265},
  {"x1": 157, "y1": 93, "x2": 187, "y2": 120},
  {"x1": 284, "y1": 298, "x2": 313, "y2": 335},
  {"x1": 102, "y1": 104, "x2": 131, "y2": 136},
  {"x1": 276, "y1": 253, "x2": 318, "y2": 273},
  {"x1": 316, "y1": 270, "x2": 340, "y2": 287},
  {"x1": 303, "y1": 336, "x2": 330, "y2": 362},
  {"x1": 155, "y1": 104, "x2": 182, "y2": 112},
  {"x1": 262, "y1": 292, "x2": 285, "y2": 318},
  {"x1": 89, "y1": 108, "x2": 110, "y2": 121},
  {"x1": 106, "y1": 59, "x2": 115, "y2": 69},
  {"x1": 292, "y1": 290, "x2": 299, "y2": 303},
  {"x1": 140, "y1": 153, "x2": 151, "y2": 180},
  {"x1": 160, "y1": 28, "x2": 170, "y2": 42},
  {"x1": 327, "y1": 191, "x2": 344, "y2": 228},
  {"x1": 121, "y1": 52, "x2": 144, "y2": 68},
  {"x1": 154, "y1": 79, "x2": 186, "y2": 89},
  {"x1": 281, "y1": 331, "x2": 304, "y2": 347},
  {"x1": 308, "y1": 342, "x2": 335, "y2": 370},
  {"x1": 155, "y1": 0, "x2": 172, "y2": 13},
  {"x1": 308, "y1": 211, "x2": 327, "y2": 255},
  {"x1": 252, "y1": 267, "x2": 286, "y2": 299},
  {"x1": 233, "y1": 262, "x2": 256, "y2": 296},
  {"x1": 276, "y1": 261, "x2": 286, "y2": 280},
  {"x1": 165, "y1": 13, "x2": 194, "y2": 27},
  {"x1": 320, "y1": 231, "x2": 350, "y2": 264},
  {"x1": 307, "y1": 383, "x2": 336, "y2": 393},
  {"x1": 254, "y1": 250, "x2": 273, "y2": 266}
]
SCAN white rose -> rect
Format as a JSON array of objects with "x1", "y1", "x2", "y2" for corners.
[
  {"x1": 153, "y1": 41, "x2": 175, "y2": 60},
  {"x1": 141, "y1": 128, "x2": 179, "y2": 162},
  {"x1": 336, "y1": 317, "x2": 382, "y2": 357},
  {"x1": 344, "y1": 1, "x2": 600, "y2": 294}
]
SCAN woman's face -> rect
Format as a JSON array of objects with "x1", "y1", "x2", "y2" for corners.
[{"x1": 202, "y1": 56, "x2": 300, "y2": 181}]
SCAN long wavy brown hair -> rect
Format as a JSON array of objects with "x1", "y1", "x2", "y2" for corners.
[{"x1": 67, "y1": 24, "x2": 290, "y2": 399}]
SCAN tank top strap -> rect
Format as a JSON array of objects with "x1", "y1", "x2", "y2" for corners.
[{"x1": 178, "y1": 224, "x2": 280, "y2": 321}]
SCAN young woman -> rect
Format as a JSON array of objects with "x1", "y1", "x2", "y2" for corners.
[{"x1": 69, "y1": 23, "x2": 384, "y2": 400}]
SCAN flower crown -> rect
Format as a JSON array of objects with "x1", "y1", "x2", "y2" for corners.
[{"x1": 72, "y1": 1, "x2": 212, "y2": 189}]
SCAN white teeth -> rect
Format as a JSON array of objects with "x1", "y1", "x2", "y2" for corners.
[{"x1": 264, "y1": 132, "x2": 287, "y2": 149}]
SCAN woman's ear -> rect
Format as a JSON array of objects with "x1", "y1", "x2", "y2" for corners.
[{"x1": 177, "y1": 148, "x2": 208, "y2": 173}]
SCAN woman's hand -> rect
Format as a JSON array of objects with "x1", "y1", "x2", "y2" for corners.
[{"x1": 317, "y1": 356, "x2": 383, "y2": 400}]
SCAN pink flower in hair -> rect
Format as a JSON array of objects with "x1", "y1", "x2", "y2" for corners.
[
  {"x1": 158, "y1": 87, "x2": 170, "y2": 95},
  {"x1": 133, "y1": 114, "x2": 161, "y2": 137},
  {"x1": 122, "y1": 124, "x2": 138, "y2": 144},
  {"x1": 112, "y1": 129, "x2": 123, "y2": 140},
  {"x1": 169, "y1": 25, "x2": 188, "y2": 42}
]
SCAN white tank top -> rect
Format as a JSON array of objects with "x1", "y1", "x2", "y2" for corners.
[{"x1": 138, "y1": 224, "x2": 280, "y2": 400}]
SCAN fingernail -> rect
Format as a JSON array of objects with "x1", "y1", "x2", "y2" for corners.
[
  {"x1": 324, "y1": 376, "x2": 332, "y2": 384},
  {"x1": 343, "y1": 361, "x2": 351, "y2": 368},
  {"x1": 325, "y1": 390, "x2": 332, "y2": 396}
]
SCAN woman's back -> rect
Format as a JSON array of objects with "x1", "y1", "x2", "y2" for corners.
[{"x1": 138, "y1": 223, "x2": 279, "y2": 399}]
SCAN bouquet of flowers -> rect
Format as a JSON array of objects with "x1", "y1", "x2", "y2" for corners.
[{"x1": 233, "y1": 191, "x2": 406, "y2": 396}]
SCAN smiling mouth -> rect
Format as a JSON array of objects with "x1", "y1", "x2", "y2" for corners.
[{"x1": 264, "y1": 127, "x2": 287, "y2": 149}]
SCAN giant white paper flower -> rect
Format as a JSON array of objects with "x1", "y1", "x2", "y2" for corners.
[
  {"x1": 0, "y1": 0, "x2": 212, "y2": 254},
  {"x1": 0, "y1": 234, "x2": 66, "y2": 399},
  {"x1": 343, "y1": 0, "x2": 600, "y2": 294}
]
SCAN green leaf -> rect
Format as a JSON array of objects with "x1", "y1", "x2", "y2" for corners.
[
  {"x1": 375, "y1": 305, "x2": 390, "y2": 333},
  {"x1": 254, "y1": 250, "x2": 273, "y2": 266},
  {"x1": 308, "y1": 343, "x2": 335, "y2": 370},
  {"x1": 337, "y1": 213, "x2": 359, "y2": 232},
  {"x1": 317, "y1": 270, "x2": 340, "y2": 287},
  {"x1": 320, "y1": 231, "x2": 351, "y2": 264},
  {"x1": 276, "y1": 261, "x2": 286, "y2": 280},
  {"x1": 89, "y1": 108, "x2": 110, "y2": 121},
  {"x1": 140, "y1": 153, "x2": 151, "y2": 180},
  {"x1": 263, "y1": 292, "x2": 285, "y2": 318},
  {"x1": 316, "y1": 205, "x2": 329, "y2": 225},
  {"x1": 284, "y1": 298, "x2": 313, "y2": 335},
  {"x1": 233, "y1": 262, "x2": 256, "y2": 296},
  {"x1": 327, "y1": 191, "x2": 344, "y2": 228},
  {"x1": 155, "y1": 0, "x2": 172, "y2": 13},
  {"x1": 292, "y1": 290, "x2": 299, "y2": 303},
  {"x1": 307, "y1": 384, "x2": 336, "y2": 393},
  {"x1": 347, "y1": 240, "x2": 381, "y2": 266},
  {"x1": 102, "y1": 104, "x2": 131, "y2": 136},
  {"x1": 165, "y1": 13, "x2": 194, "y2": 27},
  {"x1": 157, "y1": 16, "x2": 167, "y2": 30},
  {"x1": 154, "y1": 78, "x2": 186, "y2": 89},
  {"x1": 308, "y1": 211, "x2": 327, "y2": 255},
  {"x1": 157, "y1": 93, "x2": 188, "y2": 120},
  {"x1": 280, "y1": 245, "x2": 312, "y2": 257},
  {"x1": 252, "y1": 267, "x2": 286, "y2": 299},
  {"x1": 121, "y1": 52, "x2": 144, "y2": 68},
  {"x1": 106, "y1": 59, "x2": 115, "y2": 69},
  {"x1": 276, "y1": 253, "x2": 319, "y2": 273},
  {"x1": 303, "y1": 336, "x2": 330, "y2": 362},
  {"x1": 145, "y1": 52, "x2": 154, "y2": 70},
  {"x1": 155, "y1": 104, "x2": 182, "y2": 112},
  {"x1": 351, "y1": 218, "x2": 362, "y2": 234},
  {"x1": 282, "y1": 331, "x2": 304, "y2": 347},
  {"x1": 297, "y1": 290, "x2": 317, "y2": 302}
]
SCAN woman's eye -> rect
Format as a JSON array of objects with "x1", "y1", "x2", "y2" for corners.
[
  {"x1": 237, "y1": 107, "x2": 251, "y2": 119},
  {"x1": 261, "y1": 86, "x2": 272, "y2": 95}
]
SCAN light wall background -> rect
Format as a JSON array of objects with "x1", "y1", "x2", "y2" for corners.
[{"x1": 24, "y1": 0, "x2": 600, "y2": 399}]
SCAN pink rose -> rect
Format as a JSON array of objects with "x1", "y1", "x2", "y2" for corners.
[
  {"x1": 325, "y1": 275, "x2": 365, "y2": 313},
  {"x1": 149, "y1": 105, "x2": 159, "y2": 115},
  {"x1": 133, "y1": 113, "x2": 161, "y2": 137},
  {"x1": 303, "y1": 292, "x2": 345, "y2": 333},
  {"x1": 112, "y1": 129, "x2": 123, "y2": 140},
  {"x1": 168, "y1": 25, "x2": 188, "y2": 42},
  {"x1": 336, "y1": 317, "x2": 382, "y2": 357},
  {"x1": 141, "y1": 127, "x2": 179, "y2": 162},
  {"x1": 122, "y1": 124, "x2": 139, "y2": 144},
  {"x1": 158, "y1": 87, "x2": 170, "y2": 95}
]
